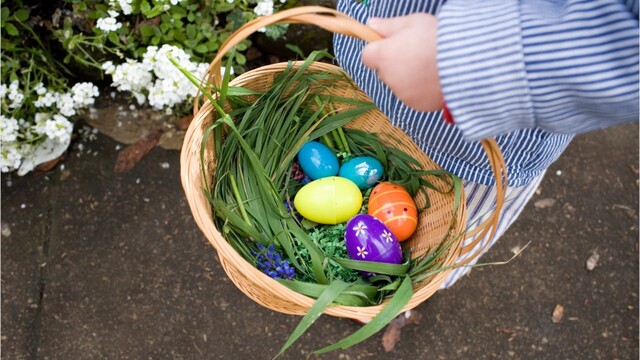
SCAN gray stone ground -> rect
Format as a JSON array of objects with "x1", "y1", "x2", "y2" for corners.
[{"x1": 1, "y1": 113, "x2": 638, "y2": 359}]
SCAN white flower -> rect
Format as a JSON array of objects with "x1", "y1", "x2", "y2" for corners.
[
  {"x1": 57, "y1": 93, "x2": 76, "y2": 117},
  {"x1": 144, "y1": 44, "x2": 193, "y2": 81},
  {"x1": 169, "y1": 0, "x2": 182, "y2": 5},
  {"x1": 0, "y1": 84, "x2": 7, "y2": 99},
  {"x1": 356, "y1": 246, "x2": 368, "y2": 259},
  {"x1": 132, "y1": 91, "x2": 146, "y2": 105},
  {"x1": 34, "y1": 91, "x2": 58, "y2": 108},
  {"x1": 34, "y1": 82, "x2": 47, "y2": 95},
  {"x1": 0, "y1": 115, "x2": 20, "y2": 142},
  {"x1": 102, "y1": 61, "x2": 116, "y2": 75},
  {"x1": 353, "y1": 222, "x2": 368, "y2": 237},
  {"x1": 96, "y1": 11, "x2": 122, "y2": 32},
  {"x1": 109, "y1": 59, "x2": 153, "y2": 93},
  {"x1": 254, "y1": 0, "x2": 274, "y2": 16},
  {"x1": 7, "y1": 80, "x2": 24, "y2": 108},
  {"x1": 117, "y1": 0, "x2": 133, "y2": 15},
  {"x1": 71, "y1": 82, "x2": 100, "y2": 108},
  {"x1": 35, "y1": 114, "x2": 73, "y2": 143},
  {"x1": 8, "y1": 93, "x2": 24, "y2": 108},
  {"x1": 0, "y1": 142, "x2": 22, "y2": 173}
]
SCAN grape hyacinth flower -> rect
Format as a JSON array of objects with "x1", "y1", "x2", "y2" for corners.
[{"x1": 252, "y1": 243, "x2": 295, "y2": 280}]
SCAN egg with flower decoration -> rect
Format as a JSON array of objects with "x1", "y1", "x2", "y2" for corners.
[
  {"x1": 344, "y1": 214, "x2": 403, "y2": 273},
  {"x1": 367, "y1": 182, "x2": 418, "y2": 242}
]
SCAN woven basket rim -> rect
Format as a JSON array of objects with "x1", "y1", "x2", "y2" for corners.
[{"x1": 180, "y1": 61, "x2": 468, "y2": 320}]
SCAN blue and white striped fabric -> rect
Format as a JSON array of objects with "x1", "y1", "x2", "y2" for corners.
[
  {"x1": 334, "y1": 0, "x2": 639, "y2": 187},
  {"x1": 439, "y1": 0, "x2": 639, "y2": 141},
  {"x1": 334, "y1": 0, "x2": 638, "y2": 288}
]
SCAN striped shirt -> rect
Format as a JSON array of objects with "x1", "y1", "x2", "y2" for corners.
[{"x1": 334, "y1": 0, "x2": 639, "y2": 187}]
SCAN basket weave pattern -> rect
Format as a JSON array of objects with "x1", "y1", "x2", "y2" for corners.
[
  {"x1": 180, "y1": 7, "x2": 505, "y2": 321},
  {"x1": 181, "y1": 61, "x2": 467, "y2": 320}
]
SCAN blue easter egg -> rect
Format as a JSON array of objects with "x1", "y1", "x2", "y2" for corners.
[
  {"x1": 297, "y1": 141, "x2": 339, "y2": 180},
  {"x1": 338, "y1": 156, "x2": 384, "y2": 190}
]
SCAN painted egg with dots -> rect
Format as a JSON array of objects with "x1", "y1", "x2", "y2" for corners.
[
  {"x1": 367, "y1": 182, "x2": 418, "y2": 242},
  {"x1": 344, "y1": 214, "x2": 403, "y2": 277},
  {"x1": 297, "y1": 141, "x2": 339, "y2": 180}
]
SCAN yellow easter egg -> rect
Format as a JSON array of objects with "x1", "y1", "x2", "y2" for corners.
[{"x1": 294, "y1": 176, "x2": 363, "y2": 224}]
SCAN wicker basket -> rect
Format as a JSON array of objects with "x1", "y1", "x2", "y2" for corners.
[{"x1": 180, "y1": 6, "x2": 507, "y2": 322}]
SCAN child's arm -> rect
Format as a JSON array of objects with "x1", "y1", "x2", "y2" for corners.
[{"x1": 362, "y1": 1, "x2": 639, "y2": 141}]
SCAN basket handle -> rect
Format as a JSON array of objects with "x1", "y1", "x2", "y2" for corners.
[{"x1": 198, "y1": 6, "x2": 508, "y2": 266}]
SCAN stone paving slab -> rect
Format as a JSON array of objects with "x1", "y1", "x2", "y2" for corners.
[{"x1": 1, "y1": 122, "x2": 638, "y2": 360}]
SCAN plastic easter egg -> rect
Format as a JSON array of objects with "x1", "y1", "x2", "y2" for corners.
[
  {"x1": 338, "y1": 156, "x2": 384, "y2": 190},
  {"x1": 297, "y1": 141, "x2": 339, "y2": 180},
  {"x1": 294, "y1": 176, "x2": 363, "y2": 224},
  {"x1": 344, "y1": 214, "x2": 403, "y2": 270},
  {"x1": 367, "y1": 182, "x2": 418, "y2": 242}
]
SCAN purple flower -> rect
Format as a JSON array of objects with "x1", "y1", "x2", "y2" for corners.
[{"x1": 251, "y1": 243, "x2": 296, "y2": 280}]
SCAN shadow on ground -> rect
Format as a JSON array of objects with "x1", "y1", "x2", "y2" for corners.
[{"x1": 2, "y1": 121, "x2": 638, "y2": 360}]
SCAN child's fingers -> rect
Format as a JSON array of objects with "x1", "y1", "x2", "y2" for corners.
[
  {"x1": 367, "y1": 17, "x2": 407, "y2": 37},
  {"x1": 361, "y1": 40, "x2": 385, "y2": 71}
]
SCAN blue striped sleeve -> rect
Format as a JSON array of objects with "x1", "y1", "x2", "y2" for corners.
[{"x1": 437, "y1": 0, "x2": 639, "y2": 142}]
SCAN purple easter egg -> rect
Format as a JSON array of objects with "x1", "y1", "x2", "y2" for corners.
[{"x1": 344, "y1": 214, "x2": 403, "y2": 276}]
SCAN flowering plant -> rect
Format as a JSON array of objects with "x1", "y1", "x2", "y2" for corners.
[{"x1": 0, "y1": 0, "x2": 290, "y2": 175}]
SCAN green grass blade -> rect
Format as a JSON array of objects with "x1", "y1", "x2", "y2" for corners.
[
  {"x1": 275, "y1": 280, "x2": 351, "y2": 358},
  {"x1": 313, "y1": 275, "x2": 414, "y2": 354}
]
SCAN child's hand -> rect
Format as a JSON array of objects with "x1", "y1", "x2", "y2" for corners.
[{"x1": 362, "y1": 14, "x2": 442, "y2": 112}]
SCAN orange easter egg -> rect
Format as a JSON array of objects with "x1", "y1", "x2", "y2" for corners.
[{"x1": 367, "y1": 182, "x2": 418, "y2": 242}]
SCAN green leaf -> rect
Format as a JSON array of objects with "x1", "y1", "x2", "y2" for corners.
[
  {"x1": 1, "y1": 7, "x2": 9, "y2": 24},
  {"x1": 4, "y1": 22, "x2": 18, "y2": 36},
  {"x1": 264, "y1": 24, "x2": 288, "y2": 40},
  {"x1": 331, "y1": 257, "x2": 409, "y2": 276},
  {"x1": 234, "y1": 52, "x2": 246, "y2": 65},
  {"x1": 108, "y1": 31, "x2": 120, "y2": 44},
  {"x1": 186, "y1": 24, "x2": 196, "y2": 39},
  {"x1": 14, "y1": 8, "x2": 29, "y2": 22},
  {"x1": 187, "y1": 11, "x2": 194, "y2": 22},
  {"x1": 194, "y1": 43, "x2": 208, "y2": 54},
  {"x1": 314, "y1": 276, "x2": 414, "y2": 354},
  {"x1": 140, "y1": 0, "x2": 151, "y2": 14},
  {"x1": 140, "y1": 24, "x2": 155, "y2": 37},
  {"x1": 275, "y1": 280, "x2": 351, "y2": 358},
  {"x1": 285, "y1": 44, "x2": 306, "y2": 59},
  {"x1": 160, "y1": 22, "x2": 171, "y2": 33}
]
